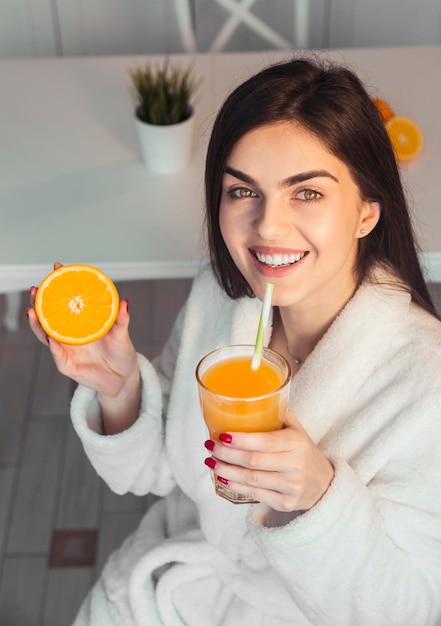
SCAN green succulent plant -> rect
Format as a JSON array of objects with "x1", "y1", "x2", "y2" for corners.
[{"x1": 129, "y1": 60, "x2": 200, "y2": 126}]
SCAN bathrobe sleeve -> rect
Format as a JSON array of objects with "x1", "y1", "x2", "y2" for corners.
[
  {"x1": 248, "y1": 392, "x2": 441, "y2": 626},
  {"x1": 70, "y1": 306, "x2": 186, "y2": 497}
]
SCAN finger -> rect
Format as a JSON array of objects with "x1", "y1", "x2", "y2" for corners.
[
  {"x1": 46, "y1": 335, "x2": 71, "y2": 376},
  {"x1": 26, "y1": 306, "x2": 49, "y2": 346},
  {"x1": 115, "y1": 299, "x2": 130, "y2": 327},
  {"x1": 205, "y1": 458, "x2": 300, "y2": 511},
  {"x1": 216, "y1": 476, "x2": 298, "y2": 513},
  {"x1": 208, "y1": 456, "x2": 283, "y2": 489},
  {"x1": 53, "y1": 261, "x2": 63, "y2": 270},
  {"x1": 210, "y1": 441, "x2": 296, "y2": 473},
  {"x1": 29, "y1": 286, "x2": 37, "y2": 306},
  {"x1": 215, "y1": 425, "x2": 302, "y2": 454},
  {"x1": 106, "y1": 299, "x2": 130, "y2": 340}
]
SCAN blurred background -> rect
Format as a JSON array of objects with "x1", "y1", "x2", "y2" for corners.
[{"x1": 1, "y1": 0, "x2": 441, "y2": 59}]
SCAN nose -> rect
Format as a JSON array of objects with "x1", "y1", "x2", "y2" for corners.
[{"x1": 254, "y1": 198, "x2": 292, "y2": 241}]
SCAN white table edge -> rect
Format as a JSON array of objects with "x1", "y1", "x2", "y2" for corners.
[
  {"x1": 1, "y1": 259, "x2": 204, "y2": 331},
  {"x1": 0, "y1": 259, "x2": 204, "y2": 294}
]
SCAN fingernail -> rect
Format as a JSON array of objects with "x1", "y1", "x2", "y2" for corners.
[
  {"x1": 25, "y1": 309, "x2": 30, "y2": 319},
  {"x1": 125, "y1": 299, "x2": 130, "y2": 312},
  {"x1": 46, "y1": 335, "x2": 50, "y2": 345},
  {"x1": 204, "y1": 457, "x2": 216, "y2": 470},
  {"x1": 217, "y1": 476, "x2": 229, "y2": 485},
  {"x1": 204, "y1": 440, "x2": 215, "y2": 451},
  {"x1": 219, "y1": 433, "x2": 233, "y2": 444}
]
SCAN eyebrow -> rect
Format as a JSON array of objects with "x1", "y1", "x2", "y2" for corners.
[{"x1": 224, "y1": 165, "x2": 339, "y2": 187}]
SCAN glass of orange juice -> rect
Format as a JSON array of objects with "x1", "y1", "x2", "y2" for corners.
[{"x1": 196, "y1": 344, "x2": 291, "y2": 503}]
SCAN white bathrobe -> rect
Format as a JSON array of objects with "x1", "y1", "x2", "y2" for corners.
[{"x1": 71, "y1": 263, "x2": 441, "y2": 626}]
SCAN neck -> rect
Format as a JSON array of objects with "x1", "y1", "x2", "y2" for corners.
[
  {"x1": 269, "y1": 274, "x2": 359, "y2": 368},
  {"x1": 278, "y1": 307, "x2": 327, "y2": 364},
  {"x1": 276, "y1": 285, "x2": 357, "y2": 364}
]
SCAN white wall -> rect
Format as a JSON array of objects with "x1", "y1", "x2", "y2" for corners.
[
  {"x1": 0, "y1": 0, "x2": 57, "y2": 57},
  {"x1": 329, "y1": 0, "x2": 441, "y2": 48},
  {"x1": 0, "y1": 0, "x2": 440, "y2": 58}
]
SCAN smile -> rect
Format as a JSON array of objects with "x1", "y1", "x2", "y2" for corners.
[{"x1": 255, "y1": 251, "x2": 306, "y2": 268}]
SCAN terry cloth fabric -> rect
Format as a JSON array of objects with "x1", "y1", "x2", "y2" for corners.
[{"x1": 71, "y1": 263, "x2": 441, "y2": 626}]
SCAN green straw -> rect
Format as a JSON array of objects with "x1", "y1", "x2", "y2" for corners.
[{"x1": 251, "y1": 283, "x2": 274, "y2": 370}]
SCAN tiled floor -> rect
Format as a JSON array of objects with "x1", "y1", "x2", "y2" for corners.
[
  {"x1": 1, "y1": 277, "x2": 440, "y2": 626},
  {"x1": 0, "y1": 278, "x2": 191, "y2": 626}
]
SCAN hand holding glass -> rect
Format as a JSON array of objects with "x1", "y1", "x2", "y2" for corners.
[{"x1": 196, "y1": 345, "x2": 291, "y2": 503}]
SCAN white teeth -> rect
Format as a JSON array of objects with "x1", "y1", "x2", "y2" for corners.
[{"x1": 256, "y1": 251, "x2": 305, "y2": 267}]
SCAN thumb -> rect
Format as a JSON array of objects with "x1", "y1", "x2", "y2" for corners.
[
  {"x1": 46, "y1": 336, "x2": 72, "y2": 378},
  {"x1": 108, "y1": 299, "x2": 131, "y2": 337}
]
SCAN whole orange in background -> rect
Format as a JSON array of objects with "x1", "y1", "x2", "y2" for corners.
[
  {"x1": 34, "y1": 264, "x2": 120, "y2": 345},
  {"x1": 386, "y1": 116, "x2": 424, "y2": 162},
  {"x1": 372, "y1": 97, "x2": 423, "y2": 162}
]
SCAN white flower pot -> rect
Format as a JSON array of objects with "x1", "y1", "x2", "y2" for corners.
[{"x1": 135, "y1": 108, "x2": 196, "y2": 175}]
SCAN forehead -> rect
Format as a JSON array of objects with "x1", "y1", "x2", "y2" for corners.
[
  {"x1": 226, "y1": 121, "x2": 355, "y2": 187},
  {"x1": 229, "y1": 122, "x2": 332, "y2": 162}
]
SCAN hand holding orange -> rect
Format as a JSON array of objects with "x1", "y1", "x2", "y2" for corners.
[{"x1": 34, "y1": 264, "x2": 120, "y2": 345}]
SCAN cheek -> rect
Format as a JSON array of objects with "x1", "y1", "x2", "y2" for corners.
[{"x1": 302, "y1": 214, "x2": 358, "y2": 259}]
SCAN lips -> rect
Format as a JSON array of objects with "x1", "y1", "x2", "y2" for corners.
[
  {"x1": 249, "y1": 247, "x2": 308, "y2": 269},
  {"x1": 255, "y1": 251, "x2": 306, "y2": 268}
]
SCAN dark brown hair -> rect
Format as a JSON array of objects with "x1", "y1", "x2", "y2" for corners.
[{"x1": 204, "y1": 56, "x2": 437, "y2": 317}]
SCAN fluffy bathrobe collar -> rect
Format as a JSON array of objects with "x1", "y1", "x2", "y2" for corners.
[{"x1": 72, "y1": 263, "x2": 441, "y2": 626}]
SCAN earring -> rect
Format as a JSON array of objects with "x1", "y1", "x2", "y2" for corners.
[{"x1": 360, "y1": 229, "x2": 366, "y2": 235}]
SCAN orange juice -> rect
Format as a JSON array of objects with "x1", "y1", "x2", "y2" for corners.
[
  {"x1": 202, "y1": 355, "x2": 282, "y2": 397},
  {"x1": 201, "y1": 355, "x2": 285, "y2": 439}
]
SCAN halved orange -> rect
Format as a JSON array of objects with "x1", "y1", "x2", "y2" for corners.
[
  {"x1": 385, "y1": 116, "x2": 424, "y2": 162},
  {"x1": 372, "y1": 98, "x2": 395, "y2": 122},
  {"x1": 34, "y1": 264, "x2": 120, "y2": 345}
]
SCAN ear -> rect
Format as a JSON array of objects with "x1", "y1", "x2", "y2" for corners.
[{"x1": 357, "y1": 201, "x2": 381, "y2": 238}]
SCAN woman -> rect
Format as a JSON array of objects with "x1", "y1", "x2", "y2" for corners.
[{"x1": 28, "y1": 56, "x2": 441, "y2": 625}]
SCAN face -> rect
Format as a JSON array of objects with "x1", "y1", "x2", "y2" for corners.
[{"x1": 219, "y1": 122, "x2": 380, "y2": 313}]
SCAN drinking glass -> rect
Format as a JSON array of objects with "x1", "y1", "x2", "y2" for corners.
[{"x1": 196, "y1": 344, "x2": 291, "y2": 503}]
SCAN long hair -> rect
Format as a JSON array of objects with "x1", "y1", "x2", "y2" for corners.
[{"x1": 204, "y1": 56, "x2": 437, "y2": 318}]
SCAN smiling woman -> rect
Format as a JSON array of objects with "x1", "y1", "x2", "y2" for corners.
[
  {"x1": 27, "y1": 55, "x2": 441, "y2": 626},
  {"x1": 218, "y1": 121, "x2": 381, "y2": 353}
]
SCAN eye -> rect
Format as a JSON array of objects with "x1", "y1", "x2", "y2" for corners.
[
  {"x1": 229, "y1": 187, "x2": 257, "y2": 199},
  {"x1": 297, "y1": 189, "x2": 322, "y2": 202}
]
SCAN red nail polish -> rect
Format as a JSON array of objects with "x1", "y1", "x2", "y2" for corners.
[
  {"x1": 204, "y1": 457, "x2": 216, "y2": 470},
  {"x1": 219, "y1": 433, "x2": 232, "y2": 444},
  {"x1": 125, "y1": 299, "x2": 130, "y2": 313},
  {"x1": 217, "y1": 476, "x2": 229, "y2": 485},
  {"x1": 204, "y1": 440, "x2": 215, "y2": 451}
]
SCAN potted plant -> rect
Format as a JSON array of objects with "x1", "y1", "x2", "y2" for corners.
[{"x1": 128, "y1": 59, "x2": 201, "y2": 174}]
